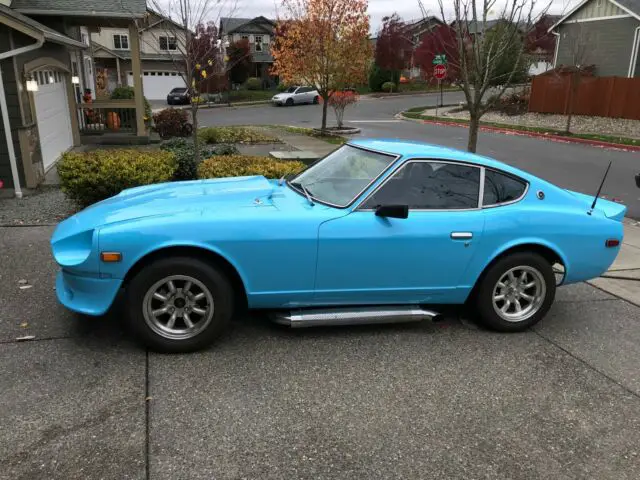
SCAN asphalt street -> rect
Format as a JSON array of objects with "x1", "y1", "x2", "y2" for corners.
[
  {"x1": 2, "y1": 225, "x2": 640, "y2": 479},
  {"x1": 197, "y1": 93, "x2": 640, "y2": 219}
]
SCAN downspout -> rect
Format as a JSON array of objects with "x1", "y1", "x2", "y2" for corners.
[
  {"x1": 552, "y1": 31, "x2": 560, "y2": 69},
  {"x1": 0, "y1": 36, "x2": 44, "y2": 198},
  {"x1": 628, "y1": 26, "x2": 640, "y2": 77}
]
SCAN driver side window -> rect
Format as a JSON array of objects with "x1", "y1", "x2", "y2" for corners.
[{"x1": 361, "y1": 161, "x2": 481, "y2": 210}]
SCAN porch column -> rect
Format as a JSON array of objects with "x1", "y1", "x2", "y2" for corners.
[
  {"x1": 129, "y1": 22, "x2": 146, "y2": 136},
  {"x1": 116, "y1": 57, "x2": 122, "y2": 86}
]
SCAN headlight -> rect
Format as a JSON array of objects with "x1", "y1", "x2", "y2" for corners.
[{"x1": 51, "y1": 229, "x2": 95, "y2": 267}]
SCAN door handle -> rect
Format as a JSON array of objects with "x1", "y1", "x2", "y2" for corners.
[{"x1": 451, "y1": 232, "x2": 473, "y2": 240}]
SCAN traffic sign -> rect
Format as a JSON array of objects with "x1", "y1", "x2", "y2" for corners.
[
  {"x1": 434, "y1": 64, "x2": 447, "y2": 80},
  {"x1": 432, "y1": 54, "x2": 447, "y2": 65}
]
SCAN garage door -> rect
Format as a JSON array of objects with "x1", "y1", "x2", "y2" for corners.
[
  {"x1": 127, "y1": 71, "x2": 186, "y2": 100},
  {"x1": 33, "y1": 70, "x2": 74, "y2": 171}
]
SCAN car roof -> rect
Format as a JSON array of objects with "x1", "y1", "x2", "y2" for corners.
[{"x1": 348, "y1": 138, "x2": 534, "y2": 179}]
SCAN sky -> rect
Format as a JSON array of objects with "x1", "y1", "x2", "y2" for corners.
[{"x1": 225, "y1": 0, "x2": 575, "y2": 33}]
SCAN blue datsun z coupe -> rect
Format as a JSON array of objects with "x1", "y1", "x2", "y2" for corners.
[{"x1": 51, "y1": 139, "x2": 627, "y2": 352}]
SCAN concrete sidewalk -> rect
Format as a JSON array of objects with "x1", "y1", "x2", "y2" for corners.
[{"x1": 588, "y1": 219, "x2": 640, "y2": 306}]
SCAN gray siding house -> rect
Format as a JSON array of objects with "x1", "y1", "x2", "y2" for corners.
[{"x1": 550, "y1": 0, "x2": 640, "y2": 77}]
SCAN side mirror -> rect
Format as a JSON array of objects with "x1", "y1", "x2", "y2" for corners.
[
  {"x1": 375, "y1": 205, "x2": 409, "y2": 219},
  {"x1": 635, "y1": 173, "x2": 640, "y2": 188}
]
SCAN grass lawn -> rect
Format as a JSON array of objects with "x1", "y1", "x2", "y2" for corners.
[
  {"x1": 401, "y1": 112, "x2": 640, "y2": 147},
  {"x1": 281, "y1": 126, "x2": 347, "y2": 145}
]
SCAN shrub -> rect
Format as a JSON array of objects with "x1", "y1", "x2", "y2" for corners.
[
  {"x1": 153, "y1": 108, "x2": 190, "y2": 139},
  {"x1": 277, "y1": 83, "x2": 288, "y2": 92},
  {"x1": 327, "y1": 91, "x2": 359, "y2": 127},
  {"x1": 160, "y1": 139, "x2": 240, "y2": 181},
  {"x1": 245, "y1": 77, "x2": 261, "y2": 90},
  {"x1": 381, "y1": 81, "x2": 396, "y2": 93},
  {"x1": 198, "y1": 155, "x2": 304, "y2": 179},
  {"x1": 213, "y1": 144, "x2": 240, "y2": 155},
  {"x1": 198, "y1": 126, "x2": 278, "y2": 144},
  {"x1": 110, "y1": 86, "x2": 152, "y2": 120},
  {"x1": 58, "y1": 149, "x2": 175, "y2": 207},
  {"x1": 368, "y1": 64, "x2": 400, "y2": 92}
]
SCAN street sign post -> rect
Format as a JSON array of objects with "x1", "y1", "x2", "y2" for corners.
[{"x1": 433, "y1": 64, "x2": 447, "y2": 116}]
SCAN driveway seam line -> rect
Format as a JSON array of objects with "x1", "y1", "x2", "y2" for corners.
[
  {"x1": 534, "y1": 330, "x2": 640, "y2": 400},
  {"x1": 0, "y1": 223, "x2": 59, "y2": 227},
  {"x1": 145, "y1": 349, "x2": 150, "y2": 480},
  {"x1": 586, "y1": 281, "x2": 640, "y2": 309}
]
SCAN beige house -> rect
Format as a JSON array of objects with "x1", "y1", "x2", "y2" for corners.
[
  {"x1": 0, "y1": 0, "x2": 149, "y2": 198},
  {"x1": 91, "y1": 9, "x2": 188, "y2": 99}
]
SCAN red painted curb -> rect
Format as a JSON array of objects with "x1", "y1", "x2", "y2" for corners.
[{"x1": 417, "y1": 118, "x2": 640, "y2": 152}]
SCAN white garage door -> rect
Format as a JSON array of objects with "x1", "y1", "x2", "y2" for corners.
[
  {"x1": 33, "y1": 70, "x2": 74, "y2": 171},
  {"x1": 127, "y1": 71, "x2": 186, "y2": 100}
]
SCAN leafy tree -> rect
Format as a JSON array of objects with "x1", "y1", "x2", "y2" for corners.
[
  {"x1": 227, "y1": 39, "x2": 252, "y2": 84},
  {"x1": 328, "y1": 91, "x2": 359, "y2": 127},
  {"x1": 374, "y1": 13, "x2": 411, "y2": 72},
  {"x1": 271, "y1": 0, "x2": 371, "y2": 132}
]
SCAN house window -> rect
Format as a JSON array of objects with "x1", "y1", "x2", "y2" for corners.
[
  {"x1": 113, "y1": 34, "x2": 129, "y2": 50},
  {"x1": 159, "y1": 36, "x2": 178, "y2": 51},
  {"x1": 255, "y1": 35, "x2": 263, "y2": 52}
]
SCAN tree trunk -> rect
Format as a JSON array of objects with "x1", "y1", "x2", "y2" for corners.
[
  {"x1": 321, "y1": 96, "x2": 329, "y2": 133},
  {"x1": 192, "y1": 104, "x2": 200, "y2": 163},
  {"x1": 467, "y1": 111, "x2": 480, "y2": 153},
  {"x1": 565, "y1": 73, "x2": 579, "y2": 134}
]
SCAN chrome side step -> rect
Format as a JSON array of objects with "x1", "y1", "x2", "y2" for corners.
[{"x1": 271, "y1": 306, "x2": 441, "y2": 328}]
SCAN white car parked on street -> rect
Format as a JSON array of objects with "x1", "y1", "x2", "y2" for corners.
[{"x1": 272, "y1": 86, "x2": 319, "y2": 106}]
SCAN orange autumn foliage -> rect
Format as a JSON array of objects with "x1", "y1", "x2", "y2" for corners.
[{"x1": 271, "y1": 0, "x2": 371, "y2": 130}]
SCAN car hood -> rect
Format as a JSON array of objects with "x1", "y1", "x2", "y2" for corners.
[
  {"x1": 52, "y1": 176, "x2": 275, "y2": 241},
  {"x1": 273, "y1": 93, "x2": 292, "y2": 99}
]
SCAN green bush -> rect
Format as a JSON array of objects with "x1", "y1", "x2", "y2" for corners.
[
  {"x1": 381, "y1": 81, "x2": 396, "y2": 93},
  {"x1": 368, "y1": 64, "x2": 400, "y2": 92},
  {"x1": 153, "y1": 108, "x2": 190, "y2": 139},
  {"x1": 58, "y1": 149, "x2": 175, "y2": 207},
  {"x1": 160, "y1": 139, "x2": 240, "y2": 180},
  {"x1": 110, "y1": 86, "x2": 152, "y2": 120},
  {"x1": 277, "y1": 83, "x2": 288, "y2": 92},
  {"x1": 198, "y1": 155, "x2": 304, "y2": 179},
  {"x1": 198, "y1": 126, "x2": 278, "y2": 144},
  {"x1": 245, "y1": 77, "x2": 262, "y2": 90}
]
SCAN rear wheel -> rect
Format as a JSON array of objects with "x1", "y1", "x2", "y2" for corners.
[
  {"x1": 127, "y1": 256, "x2": 233, "y2": 352},
  {"x1": 475, "y1": 252, "x2": 555, "y2": 332},
  {"x1": 313, "y1": 96, "x2": 319, "y2": 104}
]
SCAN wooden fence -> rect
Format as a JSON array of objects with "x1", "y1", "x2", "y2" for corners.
[{"x1": 528, "y1": 75, "x2": 640, "y2": 120}]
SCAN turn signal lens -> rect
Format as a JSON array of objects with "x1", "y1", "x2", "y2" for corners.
[
  {"x1": 101, "y1": 252, "x2": 122, "y2": 262},
  {"x1": 605, "y1": 239, "x2": 620, "y2": 248}
]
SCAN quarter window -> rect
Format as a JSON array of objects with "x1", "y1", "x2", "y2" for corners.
[
  {"x1": 113, "y1": 34, "x2": 129, "y2": 50},
  {"x1": 361, "y1": 161, "x2": 481, "y2": 210},
  {"x1": 483, "y1": 169, "x2": 527, "y2": 206}
]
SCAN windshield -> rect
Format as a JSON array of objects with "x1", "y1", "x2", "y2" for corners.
[
  {"x1": 288, "y1": 145, "x2": 397, "y2": 207},
  {"x1": 171, "y1": 88, "x2": 187, "y2": 93},
  {"x1": 286, "y1": 87, "x2": 298, "y2": 93}
]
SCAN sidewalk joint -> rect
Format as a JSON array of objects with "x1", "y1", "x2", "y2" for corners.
[
  {"x1": 145, "y1": 349, "x2": 150, "y2": 480},
  {"x1": 534, "y1": 330, "x2": 640, "y2": 401}
]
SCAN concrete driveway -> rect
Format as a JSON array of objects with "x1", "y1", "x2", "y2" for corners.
[{"x1": 2, "y1": 224, "x2": 640, "y2": 479}]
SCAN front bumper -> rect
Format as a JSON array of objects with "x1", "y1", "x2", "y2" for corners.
[
  {"x1": 272, "y1": 99, "x2": 284, "y2": 105},
  {"x1": 56, "y1": 270, "x2": 123, "y2": 316}
]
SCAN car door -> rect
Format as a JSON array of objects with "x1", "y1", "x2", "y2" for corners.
[
  {"x1": 295, "y1": 87, "x2": 310, "y2": 103},
  {"x1": 315, "y1": 160, "x2": 486, "y2": 305}
]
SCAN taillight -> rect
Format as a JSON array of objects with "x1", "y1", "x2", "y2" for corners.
[{"x1": 605, "y1": 239, "x2": 620, "y2": 248}]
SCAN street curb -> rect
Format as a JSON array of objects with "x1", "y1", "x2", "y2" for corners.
[
  {"x1": 398, "y1": 114, "x2": 640, "y2": 152},
  {"x1": 152, "y1": 100, "x2": 271, "y2": 113}
]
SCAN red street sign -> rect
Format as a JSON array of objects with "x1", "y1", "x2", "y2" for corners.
[{"x1": 434, "y1": 64, "x2": 447, "y2": 80}]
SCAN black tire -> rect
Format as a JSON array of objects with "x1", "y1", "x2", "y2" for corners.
[
  {"x1": 126, "y1": 256, "x2": 234, "y2": 353},
  {"x1": 313, "y1": 96, "x2": 319, "y2": 104},
  {"x1": 286, "y1": 98, "x2": 294, "y2": 106},
  {"x1": 474, "y1": 252, "x2": 555, "y2": 332}
]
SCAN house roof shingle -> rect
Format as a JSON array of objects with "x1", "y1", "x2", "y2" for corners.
[
  {"x1": 0, "y1": 4, "x2": 86, "y2": 48},
  {"x1": 220, "y1": 16, "x2": 275, "y2": 34},
  {"x1": 12, "y1": 0, "x2": 146, "y2": 18}
]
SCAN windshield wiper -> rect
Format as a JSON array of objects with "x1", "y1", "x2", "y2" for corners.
[
  {"x1": 278, "y1": 173, "x2": 291, "y2": 186},
  {"x1": 289, "y1": 181, "x2": 315, "y2": 206}
]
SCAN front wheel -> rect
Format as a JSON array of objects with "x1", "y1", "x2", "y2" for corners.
[
  {"x1": 285, "y1": 98, "x2": 294, "y2": 106},
  {"x1": 475, "y1": 252, "x2": 555, "y2": 332},
  {"x1": 126, "y1": 257, "x2": 234, "y2": 352}
]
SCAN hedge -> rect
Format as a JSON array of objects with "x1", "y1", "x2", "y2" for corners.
[
  {"x1": 198, "y1": 126, "x2": 278, "y2": 144},
  {"x1": 198, "y1": 155, "x2": 305, "y2": 179},
  {"x1": 57, "y1": 149, "x2": 175, "y2": 207}
]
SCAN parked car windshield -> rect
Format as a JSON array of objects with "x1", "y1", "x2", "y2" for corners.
[
  {"x1": 171, "y1": 88, "x2": 187, "y2": 93},
  {"x1": 288, "y1": 145, "x2": 397, "y2": 207}
]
